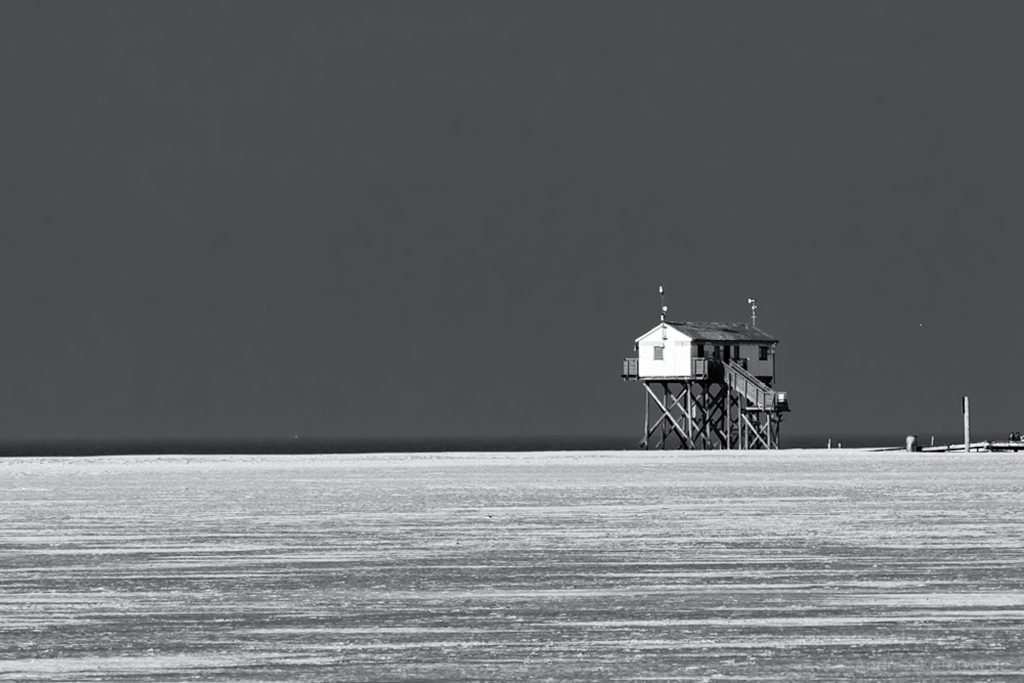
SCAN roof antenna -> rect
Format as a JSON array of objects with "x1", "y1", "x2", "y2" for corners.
[
  {"x1": 659, "y1": 285, "x2": 668, "y2": 339},
  {"x1": 747, "y1": 298, "x2": 757, "y2": 327}
]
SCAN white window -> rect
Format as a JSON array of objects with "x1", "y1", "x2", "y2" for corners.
[{"x1": 653, "y1": 346, "x2": 664, "y2": 361}]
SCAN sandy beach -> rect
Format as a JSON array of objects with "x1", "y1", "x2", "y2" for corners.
[{"x1": 2, "y1": 449, "x2": 1023, "y2": 680}]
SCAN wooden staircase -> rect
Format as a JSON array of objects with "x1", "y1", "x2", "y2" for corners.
[{"x1": 723, "y1": 361, "x2": 789, "y2": 412}]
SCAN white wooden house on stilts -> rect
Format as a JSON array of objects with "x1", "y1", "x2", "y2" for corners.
[{"x1": 621, "y1": 291, "x2": 790, "y2": 449}]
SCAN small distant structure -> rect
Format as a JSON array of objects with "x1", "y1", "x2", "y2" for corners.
[
  {"x1": 916, "y1": 397, "x2": 1024, "y2": 453},
  {"x1": 621, "y1": 289, "x2": 790, "y2": 449}
]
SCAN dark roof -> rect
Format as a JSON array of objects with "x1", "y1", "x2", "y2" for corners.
[{"x1": 668, "y1": 321, "x2": 778, "y2": 343}]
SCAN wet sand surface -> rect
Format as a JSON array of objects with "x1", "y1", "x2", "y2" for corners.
[{"x1": 2, "y1": 450, "x2": 1023, "y2": 681}]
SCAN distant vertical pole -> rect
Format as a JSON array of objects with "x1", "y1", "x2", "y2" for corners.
[{"x1": 963, "y1": 395, "x2": 970, "y2": 453}]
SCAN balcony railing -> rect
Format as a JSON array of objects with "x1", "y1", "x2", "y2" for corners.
[
  {"x1": 621, "y1": 356, "x2": 712, "y2": 380},
  {"x1": 621, "y1": 356, "x2": 788, "y2": 410}
]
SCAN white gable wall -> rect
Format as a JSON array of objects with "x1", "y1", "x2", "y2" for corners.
[{"x1": 635, "y1": 325, "x2": 693, "y2": 378}]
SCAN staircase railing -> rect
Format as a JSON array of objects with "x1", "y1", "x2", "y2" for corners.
[{"x1": 724, "y1": 360, "x2": 779, "y2": 411}]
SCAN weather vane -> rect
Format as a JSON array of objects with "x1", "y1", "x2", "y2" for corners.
[{"x1": 747, "y1": 298, "x2": 757, "y2": 327}]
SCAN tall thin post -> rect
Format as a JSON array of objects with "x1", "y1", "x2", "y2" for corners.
[
  {"x1": 963, "y1": 395, "x2": 971, "y2": 453},
  {"x1": 684, "y1": 385, "x2": 692, "y2": 447},
  {"x1": 725, "y1": 388, "x2": 731, "y2": 448},
  {"x1": 642, "y1": 385, "x2": 649, "y2": 449},
  {"x1": 663, "y1": 383, "x2": 671, "y2": 448},
  {"x1": 742, "y1": 400, "x2": 749, "y2": 450}
]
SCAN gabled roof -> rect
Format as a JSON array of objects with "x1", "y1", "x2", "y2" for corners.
[
  {"x1": 634, "y1": 323, "x2": 690, "y2": 344},
  {"x1": 668, "y1": 321, "x2": 778, "y2": 343}
]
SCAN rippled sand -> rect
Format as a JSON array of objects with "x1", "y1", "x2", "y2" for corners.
[{"x1": 2, "y1": 450, "x2": 1023, "y2": 680}]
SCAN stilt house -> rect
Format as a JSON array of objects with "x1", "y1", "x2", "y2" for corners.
[{"x1": 622, "y1": 319, "x2": 789, "y2": 449}]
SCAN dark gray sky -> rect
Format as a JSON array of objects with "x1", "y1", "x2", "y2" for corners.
[{"x1": 2, "y1": 2, "x2": 1022, "y2": 442}]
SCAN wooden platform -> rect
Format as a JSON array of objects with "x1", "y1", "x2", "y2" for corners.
[{"x1": 920, "y1": 441, "x2": 1024, "y2": 453}]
